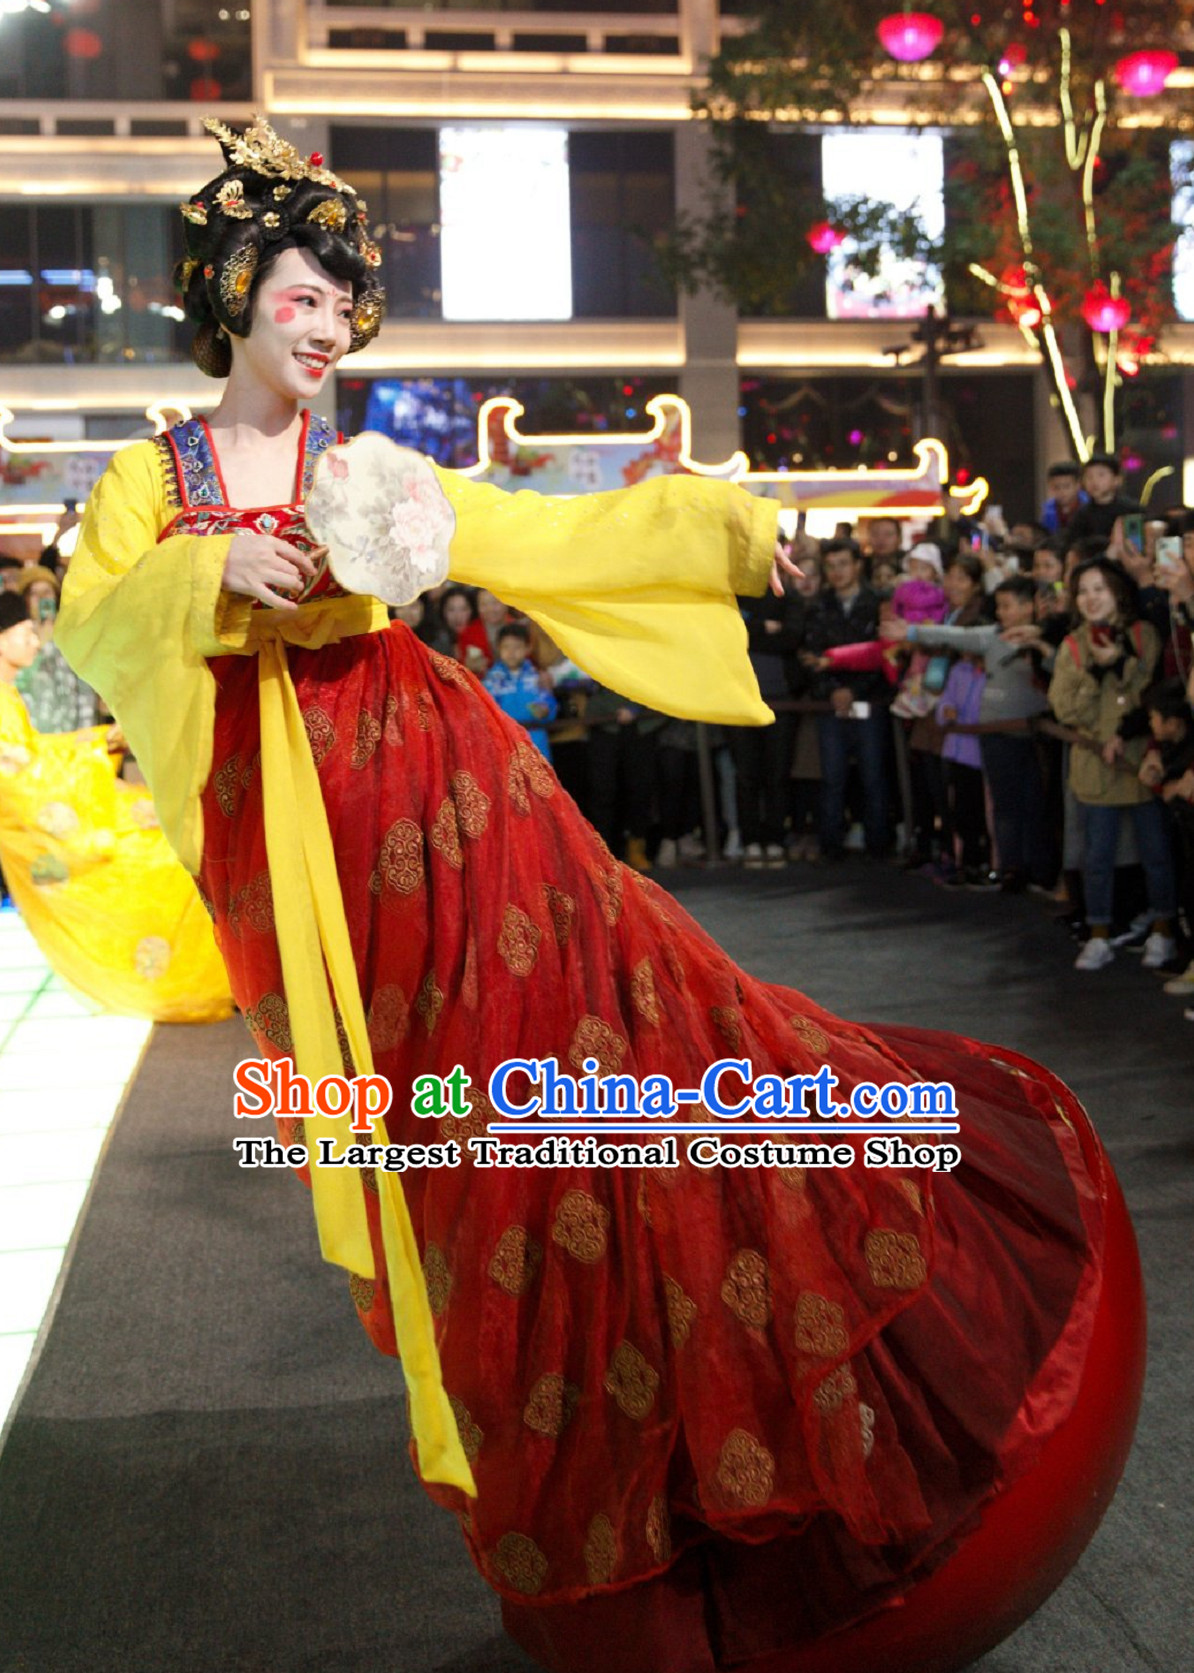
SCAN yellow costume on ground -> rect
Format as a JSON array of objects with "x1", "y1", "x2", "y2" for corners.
[
  {"x1": 57, "y1": 434, "x2": 778, "y2": 1493},
  {"x1": 0, "y1": 682, "x2": 233, "y2": 1023}
]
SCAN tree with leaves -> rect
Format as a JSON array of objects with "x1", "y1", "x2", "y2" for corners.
[{"x1": 664, "y1": 0, "x2": 1194, "y2": 455}]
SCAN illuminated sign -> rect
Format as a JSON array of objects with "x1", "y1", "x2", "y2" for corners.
[{"x1": 439, "y1": 127, "x2": 573, "y2": 323}]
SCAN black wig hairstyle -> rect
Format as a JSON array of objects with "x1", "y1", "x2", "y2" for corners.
[{"x1": 175, "y1": 116, "x2": 385, "y2": 379}]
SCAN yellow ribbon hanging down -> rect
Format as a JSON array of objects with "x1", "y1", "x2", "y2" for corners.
[{"x1": 250, "y1": 596, "x2": 477, "y2": 1499}]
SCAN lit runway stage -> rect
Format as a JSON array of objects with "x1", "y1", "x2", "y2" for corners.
[{"x1": 0, "y1": 865, "x2": 1189, "y2": 1673}]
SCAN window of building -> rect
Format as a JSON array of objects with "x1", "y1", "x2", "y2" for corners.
[
  {"x1": 0, "y1": 204, "x2": 188, "y2": 365},
  {"x1": 0, "y1": 1, "x2": 251, "y2": 102},
  {"x1": 333, "y1": 125, "x2": 676, "y2": 321}
]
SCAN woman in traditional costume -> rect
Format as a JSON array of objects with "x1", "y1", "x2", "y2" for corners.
[
  {"x1": 57, "y1": 119, "x2": 1143, "y2": 1673},
  {"x1": 0, "y1": 591, "x2": 231, "y2": 1022}
]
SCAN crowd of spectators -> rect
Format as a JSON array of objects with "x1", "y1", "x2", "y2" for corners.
[
  {"x1": 3, "y1": 457, "x2": 1193, "y2": 1023},
  {"x1": 376, "y1": 453, "x2": 1194, "y2": 1022}
]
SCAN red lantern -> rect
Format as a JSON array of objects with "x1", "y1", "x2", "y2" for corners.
[
  {"x1": 998, "y1": 41, "x2": 1027, "y2": 76},
  {"x1": 807, "y1": 221, "x2": 846, "y2": 255},
  {"x1": 186, "y1": 39, "x2": 221, "y2": 64},
  {"x1": 1113, "y1": 50, "x2": 1178, "y2": 96},
  {"x1": 64, "y1": 27, "x2": 103, "y2": 59},
  {"x1": 1081, "y1": 283, "x2": 1131, "y2": 333},
  {"x1": 876, "y1": 12, "x2": 945, "y2": 62},
  {"x1": 189, "y1": 77, "x2": 223, "y2": 102}
]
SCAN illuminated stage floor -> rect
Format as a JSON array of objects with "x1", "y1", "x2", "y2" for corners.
[{"x1": 0, "y1": 911, "x2": 152, "y2": 1429}]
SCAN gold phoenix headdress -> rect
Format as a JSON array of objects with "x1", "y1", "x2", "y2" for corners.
[{"x1": 176, "y1": 114, "x2": 385, "y2": 374}]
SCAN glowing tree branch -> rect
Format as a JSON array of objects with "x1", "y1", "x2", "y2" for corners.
[{"x1": 981, "y1": 68, "x2": 1087, "y2": 458}]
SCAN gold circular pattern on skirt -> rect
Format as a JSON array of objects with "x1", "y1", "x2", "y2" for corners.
[{"x1": 714, "y1": 1429, "x2": 776, "y2": 1508}]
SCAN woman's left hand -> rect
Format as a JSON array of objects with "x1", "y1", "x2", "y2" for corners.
[{"x1": 770, "y1": 540, "x2": 804, "y2": 597}]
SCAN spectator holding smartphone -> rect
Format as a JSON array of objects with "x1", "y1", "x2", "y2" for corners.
[{"x1": 1048, "y1": 558, "x2": 1177, "y2": 970}]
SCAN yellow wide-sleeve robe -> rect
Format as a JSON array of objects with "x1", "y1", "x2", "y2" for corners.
[
  {"x1": 56, "y1": 436, "x2": 778, "y2": 1495},
  {"x1": 0, "y1": 681, "x2": 232, "y2": 1023}
]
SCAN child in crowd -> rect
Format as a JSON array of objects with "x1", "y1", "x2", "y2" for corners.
[
  {"x1": 1048, "y1": 559, "x2": 1177, "y2": 970},
  {"x1": 870, "y1": 556, "x2": 899, "y2": 597},
  {"x1": 893, "y1": 542, "x2": 949, "y2": 624},
  {"x1": 482, "y1": 622, "x2": 558, "y2": 760},
  {"x1": 889, "y1": 543, "x2": 949, "y2": 719},
  {"x1": 884, "y1": 575, "x2": 1055, "y2": 892}
]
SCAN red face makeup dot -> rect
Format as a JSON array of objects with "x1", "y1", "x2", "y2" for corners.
[{"x1": 273, "y1": 304, "x2": 297, "y2": 324}]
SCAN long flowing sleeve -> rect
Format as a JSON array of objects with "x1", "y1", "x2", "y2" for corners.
[
  {"x1": 56, "y1": 441, "x2": 236, "y2": 875},
  {"x1": 434, "y1": 468, "x2": 777, "y2": 728}
]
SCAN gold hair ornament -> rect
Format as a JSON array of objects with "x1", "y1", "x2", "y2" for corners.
[
  {"x1": 203, "y1": 115, "x2": 351, "y2": 194},
  {"x1": 219, "y1": 244, "x2": 259, "y2": 319},
  {"x1": 349, "y1": 288, "x2": 385, "y2": 353},
  {"x1": 307, "y1": 198, "x2": 348, "y2": 235},
  {"x1": 215, "y1": 179, "x2": 253, "y2": 221}
]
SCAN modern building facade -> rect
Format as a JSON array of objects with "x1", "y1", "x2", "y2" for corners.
[{"x1": 2, "y1": 0, "x2": 1192, "y2": 533}]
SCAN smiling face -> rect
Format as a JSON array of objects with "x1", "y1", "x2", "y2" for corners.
[
  {"x1": 230, "y1": 245, "x2": 354, "y2": 400},
  {"x1": 1075, "y1": 567, "x2": 1118, "y2": 625}
]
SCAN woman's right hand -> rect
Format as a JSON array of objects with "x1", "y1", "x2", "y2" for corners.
[{"x1": 222, "y1": 532, "x2": 318, "y2": 611}]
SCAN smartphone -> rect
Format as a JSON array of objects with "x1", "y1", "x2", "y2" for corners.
[
  {"x1": 1090, "y1": 624, "x2": 1115, "y2": 647},
  {"x1": 37, "y1": 596, "x2": 56, "y2": 622},
  {"x1": 62, "y1": 497, "x2": 77, "y2": 513},
  {"x1": 848, "y1": 701, "x2": 872, "y2": 720},
  {"x1": 1156, "y1": 536, "x2": 1184, "y2": 574},
  {"x1": 796, "y1": 508, "x2": 808, "y2": 535},
  {"x1": 1122, "y1": 513, "x2": 1144, "y2": 549}
]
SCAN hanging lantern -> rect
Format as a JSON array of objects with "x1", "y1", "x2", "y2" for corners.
[
  {"x1": 1081, "y1": 283, "x2": 1131, "y2": 333},
  {"x1": 186, "y1": 39, "x2": 221, "y2": 64},
  {"x1": 877, "y1": 12, "x2": 944, "y2": 62},
  {"x1": 998, "y1": 41, "x2": 1027, "y2": 76},
  {"x1": 189, "y1": 76, "x2": 222, "y2": 101},
  {"x1": 1113, "y1": 50, "x2": 1178, "y2": 96},
  {"x1": 64, "y1": 27, "x2": 103, "y2": 58},
  {"x1": 807, "y1": 221, "x2": 846, "y2": 255}
]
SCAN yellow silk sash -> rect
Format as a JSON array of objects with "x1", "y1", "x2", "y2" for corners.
[{"x1": 248, "y1": 595, "x2": 477, "y2": 1498}]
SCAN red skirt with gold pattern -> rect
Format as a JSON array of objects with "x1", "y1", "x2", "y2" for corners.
[{"x1": 198, "y1": 618, "x2": 1098, "y2": 1634}]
